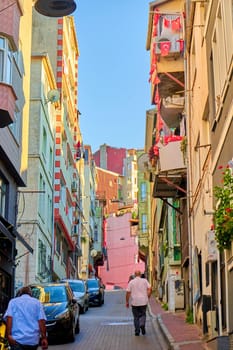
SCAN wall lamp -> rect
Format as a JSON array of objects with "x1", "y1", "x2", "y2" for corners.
[{"x1": 34, "y1": 0, "x2": 76, "y2": 17}]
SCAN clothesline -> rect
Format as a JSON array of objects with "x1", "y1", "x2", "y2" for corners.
[{"x1": 149, "y1": 11, "x2": 182, "y2": 16}]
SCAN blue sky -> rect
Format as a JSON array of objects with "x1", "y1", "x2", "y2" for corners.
[{"x1": 74, "y1": 1, "x2": 152, "y2": 153}]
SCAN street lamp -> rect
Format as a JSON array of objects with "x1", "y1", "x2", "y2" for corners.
[{"x1": 34, "y1": 0, "x2": 76, "y2": 17}]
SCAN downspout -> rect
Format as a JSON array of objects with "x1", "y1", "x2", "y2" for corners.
[{"x1": 185, "y1": 0, "x2": 194, "y2": 316}]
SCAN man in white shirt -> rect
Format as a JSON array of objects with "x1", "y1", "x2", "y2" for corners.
[
  {"x1": 126, "y1": 270, "x2": 152, "y2": 336},
  {"x1": 4, "y1": 286, "x2": 48, "y2": 350}
]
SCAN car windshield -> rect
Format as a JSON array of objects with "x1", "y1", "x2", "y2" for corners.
[
  {"x1": 87, "y1": 280, "x2": 98, "y2": 288},
  {"x1": 31, "y1": 285, "x2": 67, "y2": 303},
  {"x1": 69, "y1": 281, "x2": 85, "y2": 293}
]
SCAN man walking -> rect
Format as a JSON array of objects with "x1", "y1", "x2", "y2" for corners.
[
  {"x1": 126, "y1": 270, "x2": 152, "y2": 336},
  {"x1": 4, "y1": 286, "x2": 48, "y2": 350}
]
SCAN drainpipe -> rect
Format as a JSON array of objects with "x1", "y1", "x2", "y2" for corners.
[
  {"x1": 217, "y1": 250, "x2": 222, "y2": 336},
  {"x1": 184, "y1": 1, "x2": 194, "y2": 315},
  {"x1": 224, "y1": 251, "x2": 229, "y2": 333}
]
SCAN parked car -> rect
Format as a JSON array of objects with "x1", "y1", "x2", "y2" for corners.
[
  {"x1": 30, "y1": 282, "x2": 80, "y2": 343},
  {"x1": 60, "y1": 279, "x2": 89, "y2": 314},
  {"x1": 86, "y1": 278, "x2": 105, "y2": 306}
]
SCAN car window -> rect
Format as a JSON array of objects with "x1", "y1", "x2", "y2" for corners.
[
  {"x1": 87, "y1": 280, "x2": 99, "y2": 288},
  {"x1": 31, "y1": 286, "x2": 67, "y2": 303},
  {"x1": 69, "y1": 282, "x2": 85, "y2": 293}
]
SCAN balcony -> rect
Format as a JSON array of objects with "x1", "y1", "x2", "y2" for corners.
[
  {"x1": 152, "y1": 139, "x2": 186, "y2": 198},
  {"x1": 160, "y1": 96, "x2": 184, "y2": 128},
  {"x1": 159, "y1": 139, "x2": 185, "y2": 172},
  {"x1": 0, "y1": 83, "x2": 17, "y2": 127},
  {"x1": 0, "y1": 1, "x2": 22, "y2": 50}
]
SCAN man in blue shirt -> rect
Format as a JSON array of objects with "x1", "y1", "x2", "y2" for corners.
[{"x1": 4, "y1": 286, "x2": 48, "y2": 350}]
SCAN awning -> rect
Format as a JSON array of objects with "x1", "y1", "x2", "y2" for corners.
[
  {"x1": 0, "y1": 217, "x2": 33, "y2": 253},
  {"x1": 0, "y1": 220, "x2": 14, "y2": 242}
]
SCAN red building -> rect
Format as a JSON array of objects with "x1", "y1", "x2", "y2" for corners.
[
  {"x1": 96, "y1": 167, "x2": 120, "y2": 215},
  {"x1": 99, "y1": 212, "x2": 145, "y2": 289}
]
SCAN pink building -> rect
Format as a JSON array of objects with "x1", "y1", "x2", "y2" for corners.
[
  {"x1": 93, "y1": 144, "x2": 126, "y2": 175},
  {"x1": 99, "y1": 212, "x2": 145, "y2": 289}
]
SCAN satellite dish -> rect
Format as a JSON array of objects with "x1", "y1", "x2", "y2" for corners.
[
  {"x1": 34, "y1": 0, "x2": 77, "y2": 17},
  {"x1": 46, "y1": 89, "x2": 60, "y2": 104}
]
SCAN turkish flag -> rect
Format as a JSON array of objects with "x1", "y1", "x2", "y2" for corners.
[
  {"x1": 160, "y1": 41, "x2": 171, "y2": 56},
  {"x1": 172, "y1": 17, "x2": 181, "y2": 32}
]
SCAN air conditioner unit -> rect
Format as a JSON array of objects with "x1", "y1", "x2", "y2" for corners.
[{"x1": 71, "y1": 181, "x2": 77, "y2": 193}]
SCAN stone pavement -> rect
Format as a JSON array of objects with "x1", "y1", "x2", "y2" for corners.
[{"x1": 148, "y1": 296, "x2": 209, "y2": 350}]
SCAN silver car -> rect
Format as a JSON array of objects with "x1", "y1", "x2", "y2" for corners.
[{"x1": 61, "y1": 279, "x2": 89, "y2": 314}]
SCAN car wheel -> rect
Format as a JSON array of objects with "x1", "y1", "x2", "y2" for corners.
[
  {"x1": 102, "y1": 297, "x2": 104, "y2": 305},
  {"x1": 75, "y1": 318, "x2": 80, "y2": 334},
  {"x1": 67, "y1": 320, "x2": 76, "y2": 342}
]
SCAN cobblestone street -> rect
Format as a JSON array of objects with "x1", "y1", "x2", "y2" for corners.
[{"x1": 49, "y1": 290, "x2": 167, "y2": 350}]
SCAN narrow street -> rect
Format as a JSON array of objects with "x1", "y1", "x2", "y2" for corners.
[{"x1": 49, "y1": 290, "x2": 167, "y2": 350}]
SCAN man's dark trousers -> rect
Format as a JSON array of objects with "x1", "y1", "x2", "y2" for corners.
[
  {"x1": 132, "y1": 305, "x2": 147, "y2": 334},
  {"x1": 10, "y1": 343, "x2": 38, "y2": 350}
]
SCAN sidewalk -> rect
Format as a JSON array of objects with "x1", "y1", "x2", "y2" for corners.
[{"x1": 148, "y1": 296, "x2": 209, "y2": 350}]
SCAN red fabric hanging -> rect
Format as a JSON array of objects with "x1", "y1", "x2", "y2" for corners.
[
  {"x1": 177, "y1": 39, "x2": 184, "y2": 53},
  {"x1": 153, "y1": 10, "x2": 160, "y2": 26},
  {"x1": 164, "y1": 17, "x2": 170, "y2": 28},
  {"x1": 152, "y1": 75, "x2": 160, "y2": 85},
  {"x1": 172, "y1": 17, "x2": 181, "y2": 32},
  {"x1": 160, "y1": 41, "x2": 171, "y2": 56},
  {"x1": 154, "y1": 84, "x2": 160, "y2": 105}
]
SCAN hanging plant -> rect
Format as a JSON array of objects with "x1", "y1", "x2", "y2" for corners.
[
  {"x1": 214, "y1": 165, "x2": 233, "y2": 250},
  {"x1": 180, "y1": 136, "x2": 187, "y2": 164}
]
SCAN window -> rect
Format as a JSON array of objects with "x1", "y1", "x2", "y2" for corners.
[
  {"x1": 141, "y1": 214, "x2": 147, "y2": 233},
  {"x1": 140, "y1": 182, "x2": 147, "y2": 202},
  {"x1": 49, "y1": 147, "x2": 53, "y2": 177},
  {"x1": 0, "y1": 36, "x2": 13, "y2": 84},
  {"x1": 62, "y1": 240, "x2": 68, "y2": 265},
  {"x1": 39, "y1": 174, "x2": 45, "y2": 219},
  {"x1": 42, "y1": 127, "x2": 47, "y2": 160},
  {"x1": 9, "y1": 108, "x2": 21, "y2": 141},
  {"x1": 60, "y1": 179, "x2": 66, "y2": 206},
  {"x1": 38, "y1": 239, "x2": 46, "y2": 276},
  {"x1": 56, "y1": 226, "x2": 61, "y2": 255},
  {"x1": 0, "y1": 176, "x2": 7, "y2": 217}
]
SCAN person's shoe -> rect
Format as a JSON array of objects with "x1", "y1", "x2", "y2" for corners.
[
  {"x1": 140, "y1": 326, "x2": 146, "y2": 335},
  {"x1": 135, "y1": 332, "x2": 140, "y2": 336}
]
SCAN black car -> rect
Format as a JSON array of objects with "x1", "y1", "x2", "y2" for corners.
[
  {"x1": 30, "y1": 282, "x2": 80, "y2": 343},
  {"x1": 60, "y1": 279, "x2": 89, "y2": 314},
  {"x1": 86, "y1": 278, "x2": 105, "y2": 306}
]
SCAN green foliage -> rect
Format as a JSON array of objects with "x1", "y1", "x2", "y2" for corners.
[
  {"x1": 162, "y1": 302, "x2": 168, "y2": 310},
  {"x1": 186, "y1": 308, "x2": 193, "y2": 324},
  {"x1": 214, "y1": 166, "x2": 233, "y2": 250}
]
